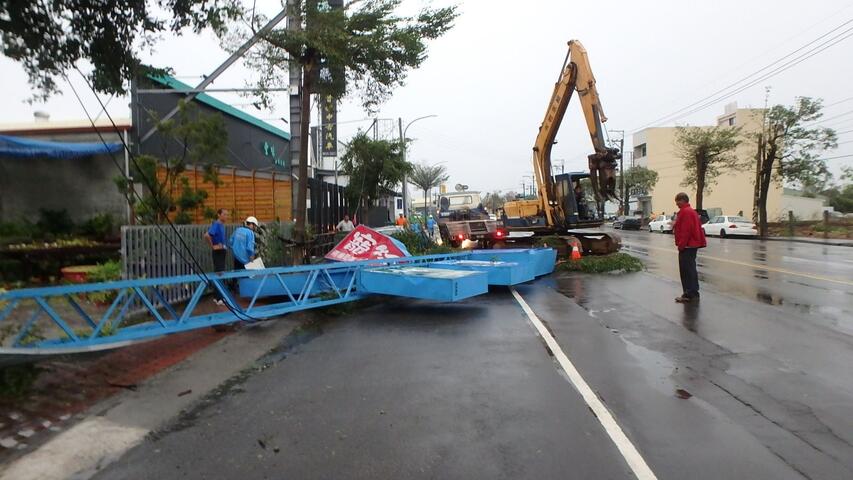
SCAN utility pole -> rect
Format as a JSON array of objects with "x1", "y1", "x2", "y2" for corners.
[
  {"x1": 608, "y1": 130, "x2": 626, "y2": 215},
  {"x1": 398, "y1": 118, "x2": 407, "y2": 217},
  {"x1": 287, "y1": 0, "x2": 303, "y2": 223}
]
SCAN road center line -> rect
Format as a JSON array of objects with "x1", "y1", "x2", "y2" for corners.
[
  {"x1": 622, "y1": 242, "x2": 853, "y2": 287},
  {"x1": 510, "y1": 288, "x2": 658, "y2": 480}
]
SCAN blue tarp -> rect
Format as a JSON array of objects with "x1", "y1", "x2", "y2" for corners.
[{"x1": 0, "y1": 134, "x2": 121, "y2": 159}]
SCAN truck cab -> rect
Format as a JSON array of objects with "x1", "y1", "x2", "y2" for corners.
[{"x1": 436, "y1": 191, "x2": 501, "y2": 247}]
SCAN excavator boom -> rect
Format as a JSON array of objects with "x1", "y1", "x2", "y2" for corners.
[{"x1": 531, "y1": 40, "x2": 620, "y2": 228}]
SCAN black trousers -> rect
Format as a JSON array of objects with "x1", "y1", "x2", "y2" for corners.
[
  {"x1": 211, "y1": 249, "x2": 227, "y2": 272},
  {"x1": 678, "y1": 248, "x2": 700, "y2": 298}
]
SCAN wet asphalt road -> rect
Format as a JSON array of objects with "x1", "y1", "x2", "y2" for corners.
[
  {"x1": 93, "y1": 234, "x2": 853, "y2": 480},
  {"x1": 616, "y1": 228, "x2": 853, "y2": 332}
]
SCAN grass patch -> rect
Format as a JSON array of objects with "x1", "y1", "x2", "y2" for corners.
[{"x1": 557, "y1": 253, "x2": 644, "y2": 274}]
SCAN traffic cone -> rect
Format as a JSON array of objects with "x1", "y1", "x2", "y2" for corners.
[{"x1": 570, "y1": 242, "x2": 582, "y2": 261}]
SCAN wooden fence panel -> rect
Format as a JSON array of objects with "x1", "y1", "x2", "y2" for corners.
[{"x1": 155, "y1": 165, "x2": 292, "y2": 225}]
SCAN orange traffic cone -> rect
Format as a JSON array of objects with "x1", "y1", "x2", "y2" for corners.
[{"x1": 570, "y1": 243, "x2": 582, "y2": 261}]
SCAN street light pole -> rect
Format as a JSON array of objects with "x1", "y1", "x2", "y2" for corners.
[{"x1": 399, "y1": 114, "x2": 438, "y2": 217}]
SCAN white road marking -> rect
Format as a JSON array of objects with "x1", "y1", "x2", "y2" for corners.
[
  {"x1": 622, "y1": 242, "x2": 853, "y2": 287},
  {"x1": 511, "y1": 288, "x2": 658, "y2": 480}
]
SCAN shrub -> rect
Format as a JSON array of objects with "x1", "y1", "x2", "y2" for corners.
[
  {"x1": 78, "y1": 213, "x2": 116, "y2": 240},
  {"x1": 88, "y1": 260, "x2": 122, "y2": 283},
  {"x1": 36, "y1": 208, "x2": 74, "y2": 237},
  {"x1": 391, "y1": 229, "x2": 452, "y2": 255},
  {"x1": 558, "y1": 253, "x2": 643, "y2": 274}
]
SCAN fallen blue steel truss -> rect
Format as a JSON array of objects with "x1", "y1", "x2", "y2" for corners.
[{"x1": 0, "y1": 249, "x2": 554, "y2": 364}]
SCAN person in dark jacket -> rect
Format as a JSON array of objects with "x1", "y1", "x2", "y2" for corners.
[{"x1": 672, "y1": 192, "x2": 706, "y2": 303}]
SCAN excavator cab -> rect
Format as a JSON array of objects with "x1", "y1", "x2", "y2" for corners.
[{"x1": 554, "y1": 172, "x2": 603, "y2": 227}]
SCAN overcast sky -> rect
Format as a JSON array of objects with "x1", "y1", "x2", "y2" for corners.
[{"x1": 2, "y1": 0, "x2": 852, "y2": 195}]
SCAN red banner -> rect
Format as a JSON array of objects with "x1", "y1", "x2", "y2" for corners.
[{"x1": 325, "y1": 225, "x2": 408, "y2": 262}]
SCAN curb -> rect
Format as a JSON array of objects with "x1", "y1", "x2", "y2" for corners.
[{"x1": 761, "y1": 237, "x2": 853, "y2": 247}]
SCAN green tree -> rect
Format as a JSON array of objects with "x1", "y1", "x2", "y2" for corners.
[
  {"x1": 482, "y1": 191, "x2": 508, "y2": 212},
  {"x1": 408, "y1": 163, "x2": 449, "y2": 220},
  {"x1": 115, "y1": 101, "x2": 228, "y2": 224},
  {"x1": 340, "y1": 133, "x2": 412, "y2": 223},
  {"x1": 621, "y1": 165, "x2": 659, "y2": 197},
  {"x1": 820, "y1": 166, "x2": 853, "y2": 213},
  {"x1": 226, "y1": 0, "x2": 458, "y2": 246},
  {"x1": 754, "y1": 97, "x2": 837, "y2": 235},
  {"x1": 674, "y1": 125, "x2": 743, "y2": 211},
  {"x1": 0, "y1": 0, "x2": 241, "y2": 98}
]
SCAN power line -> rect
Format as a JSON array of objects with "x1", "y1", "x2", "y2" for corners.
[
  {"x1": 69, "y1": 71, "x2": 266, "y2": 324},
  {"x1": 809, "y1": 108, "x2": 853, "y2": 125},
  {"x1": 820, "y1": 153, "x2": 853, "y2": 160},
  {"x1": 631, "y1": 19, "x2": 853, "y2": 131},
  {"x1": 645, "y1": 28, "x2": 853, "y2": 130},
  {"x1": 824, "y1": 96, "x2": 853, "y2": 108}
]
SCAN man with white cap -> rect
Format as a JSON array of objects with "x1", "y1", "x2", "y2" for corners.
[{"x1": 229, "y1": 216, "x2": 260, "y2": 270}]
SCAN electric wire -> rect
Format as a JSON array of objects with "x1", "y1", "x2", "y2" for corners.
[
  {"x1": 68, "y1": 72, "x2": 267, "y2": 323},
  {"x1": 631, "y1": 19, "x2": 853, "y2": 131},
  {"x1": 641, "y1": 27, "x2": 853, "y2": 130}
]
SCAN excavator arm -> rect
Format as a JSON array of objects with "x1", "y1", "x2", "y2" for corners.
[{"x1": 531, "y1": 40, "x2": 620, "y2": 228}]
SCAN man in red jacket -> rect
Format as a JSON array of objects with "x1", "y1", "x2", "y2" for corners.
[{"x1": 673, "y1": 192, "x2": 706, "y2": 303}]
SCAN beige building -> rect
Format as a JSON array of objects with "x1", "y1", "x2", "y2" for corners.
[{"x1": 632, "y1": 104, "x2": 826, "y2": 220}]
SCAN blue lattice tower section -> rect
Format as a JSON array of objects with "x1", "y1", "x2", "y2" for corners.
[{"x1": 0, "y1": 249, "x2": 554, "y2": 364}]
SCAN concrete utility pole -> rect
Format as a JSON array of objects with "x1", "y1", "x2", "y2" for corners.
[{"x1": 287, "y1": 0, "x2": 302, "y2": 222}]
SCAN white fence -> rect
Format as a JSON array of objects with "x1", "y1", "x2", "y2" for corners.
[{"x1": 121, "y1": 224, "x2": 238, "y2": 306}]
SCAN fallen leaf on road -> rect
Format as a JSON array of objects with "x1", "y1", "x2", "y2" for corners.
[
  {"x1": 177, "y1": 389, "x2": 192, "y2": 397},
  {"x1": 675, "y1": 388, "x2": 692, "y2": 399}
]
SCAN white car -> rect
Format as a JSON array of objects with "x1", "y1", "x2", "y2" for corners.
[
  {"x1": 648, "y1": 214, "x2": 673, "y2": 233},
  {"x1": 702, "y1": 215, "x2": 757, "y2": 237}
]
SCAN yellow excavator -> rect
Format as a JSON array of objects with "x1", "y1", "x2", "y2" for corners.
[{"x1": 502, "y1": 39, "x2": 622, "y2": 254}]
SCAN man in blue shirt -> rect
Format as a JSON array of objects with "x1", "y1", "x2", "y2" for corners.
[
  {"x1": 229, "y1": 216, "x2": 259, "y2": 270},
  {"x1": 426, "y1": 215, "x2": 436, "y2": 238},
  {"x1": 204, "y1": 209, "x2": 229, "y2": 273}
]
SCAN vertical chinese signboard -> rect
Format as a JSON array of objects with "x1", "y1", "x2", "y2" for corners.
[
  {"x1": 321, "y1": 93, "x2": 337, "y2": 157},
  {"x1": 318, "y1": 0, "x2": 343, "y2": 158}
]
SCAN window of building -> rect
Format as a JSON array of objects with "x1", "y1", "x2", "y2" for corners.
[
  {"x1": 728, "y1": 117, "x2": 735, "y2": 126},
  {"x1": 396, "y1": 198, "x2": 403, "y2": 210}
]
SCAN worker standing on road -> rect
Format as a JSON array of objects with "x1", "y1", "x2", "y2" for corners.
[
  {"x1": 396, "y1": 213, "x2": 409, "y2": 227},
  {"x1": 336, "y1": 214, "x2": 355, "y2": 232},
  {"x1": 229, "y1": 216, "x2": 259, "y2": 270},
  {"x1": 204, "y1": 208, "x2": 228, "y2": 273},
  {"x1": 673, "y1": 192, "x2": 706, "y2": 303}
]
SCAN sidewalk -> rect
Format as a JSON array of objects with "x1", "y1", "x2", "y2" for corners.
[
  {"x1": 0, "y1": 314, "x2": 305, "y2": 480},
  {"x1": 762, "y1": 236, "x2": 853, "y2": 247}
]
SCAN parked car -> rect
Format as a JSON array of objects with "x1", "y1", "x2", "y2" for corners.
[
  {"x1": 613, "y1": 215, "x2": 642, "y2": 230},
  {"x1": 702, "y1": 215, "x2": 757, "y2": 237},
  {"x1": 648, "y1": 214, "x2": 674, "y2": 233}
]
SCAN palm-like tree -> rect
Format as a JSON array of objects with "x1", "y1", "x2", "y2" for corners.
[{"x1": 408, "y1": 163, "x2": 450, "y2": 221}]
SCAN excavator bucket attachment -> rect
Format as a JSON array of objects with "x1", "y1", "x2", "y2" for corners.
[{"x1": 588, "y1": 148, "x2": 620, "y2": 202}]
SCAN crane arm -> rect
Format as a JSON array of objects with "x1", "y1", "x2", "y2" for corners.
[{"x1": 532, "y1": 40, "x2": 620, "y2": 227}]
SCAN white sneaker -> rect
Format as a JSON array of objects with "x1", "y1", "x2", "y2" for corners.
[{"x1": 214, "y1": 299, "x2": 225, "y2": 306}]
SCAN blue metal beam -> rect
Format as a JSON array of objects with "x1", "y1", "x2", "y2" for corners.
[{"x1": 0, "y1": 250, "x2": 554, "y2": 363}]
